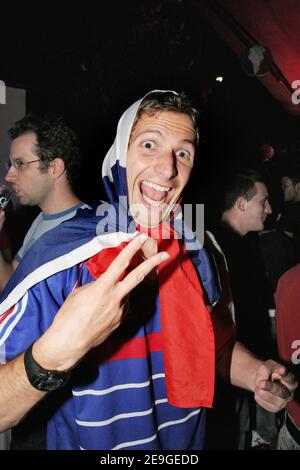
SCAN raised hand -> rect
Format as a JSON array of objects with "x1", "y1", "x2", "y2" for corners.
[{"x1": 33, "y1": 234, "x2": 169, "y2": 371}]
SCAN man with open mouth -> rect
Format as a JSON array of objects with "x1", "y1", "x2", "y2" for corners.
[{"x1": 0, "y1": 91, "x2": 296, "y2": 450}]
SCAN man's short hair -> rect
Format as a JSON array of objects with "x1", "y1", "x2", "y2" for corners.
[
  {"x1": 132, "y1": 91, "x2": 199, "y2": 138},
  {"x1": 222, "y1": 169, "x2": 265, "y2": 212},
  {"x1": 9, "y1": 114, "x2": 81, "y2": 188}
]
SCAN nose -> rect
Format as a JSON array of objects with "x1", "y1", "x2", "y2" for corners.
[
  {"x1": 265, "y1": 200, "x2": 272, "y2": 214},
  {"x1": 5, "y1": 165, "x2": 16, "y2": 183},
  {"x1": 154, "y1": 150, "x2": 178, "y2": 180}
]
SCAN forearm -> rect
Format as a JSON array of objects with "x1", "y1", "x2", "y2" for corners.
[
  {"x1": 0, "y1": 236, "x2": 170, "y2": 431},
  {"x1": 230, "y1": 341, "x2": 263, "y2": 392},
  {"x1": 0, "y1": 354, "x2": 46, "y2": 432},
  {"x1": 0, "y1": 323, "x2": 79, "y2": 433}
]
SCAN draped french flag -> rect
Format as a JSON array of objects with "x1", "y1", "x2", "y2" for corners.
[
  {"x1": 0, "y1": 206, "x2": 209, "y2": 450},
  {"x1": 0, "y1": 206, "x2": 132, "y2": 315},
  {"x1": 0, "y1": 90, "x2": 227, "y2": 450}
]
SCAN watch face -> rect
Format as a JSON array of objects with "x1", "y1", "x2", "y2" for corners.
[
  {"x1": 24, "y1": 345, "x2": 70, "y2": 392},
  {"x1": 32, "y1": 373, "x2": 69, "y2": 392}
]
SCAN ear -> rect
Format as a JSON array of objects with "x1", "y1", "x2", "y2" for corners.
[
  {"x1": 51, "y1": 158, "x2": 66, "y2": 179},
  {"x1": 236, "y1": 196, "x2": 247, "y2": 212},
  {"x1": 295, "y1": 182, "x2": 300, "y2": 194}
]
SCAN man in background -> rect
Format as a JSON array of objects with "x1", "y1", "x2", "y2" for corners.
[
  {"x1": 0, "y1": 114, "x2": 87, "y2": 291},
  {"x1": 277, "y1": 164, "x2": 300, "y2": 261},
  {"x1": 211, "y1": 170, "x2": 277, "y2": 449},
  {"x1": 0, "y1": 114, "x2": 88, "y2": 449}
]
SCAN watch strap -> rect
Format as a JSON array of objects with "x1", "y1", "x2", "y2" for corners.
[{"x1": 24, "y1": 344, "x2": 71, "y2": 392}]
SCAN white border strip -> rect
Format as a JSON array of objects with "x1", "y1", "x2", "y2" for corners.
[
  {"x1": 76, "y1": 406, "x2": 155, "y2": 427},
  {"x1": 0, "y1": 293, "x2": 28, "y2": 344},
  {"x1": 73, "y1": 373, "x2": 165, "y2": 397},
  {"x1": 0, "y1": 231, "x2": 135, "y2": 316},
  {"x1": 76, "y1": 398, "x2": 169, "y2": 428},
  {"x1": 111, "y1": 409, "x2": 201, "y2": 450}
]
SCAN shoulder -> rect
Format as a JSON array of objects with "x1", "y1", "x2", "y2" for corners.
[
  {"x1": 277, "y1": 264, "x2": 300, "y2": 291},
  {"x1": 24, "y1": 212, "x2": 43, "y2": 234},
  {"x1": 275, "y1": 265, "x2": 300, "y2": 311}
]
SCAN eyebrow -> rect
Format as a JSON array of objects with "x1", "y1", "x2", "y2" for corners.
[
  {"x1": 133, "y1": 129, "x2": 196, "y2": 147},
  {"x1": 182, "y1": 138, "x2": 196, "y2": 148},
  {"x1": 10, "y1": 156, "x2": 25, "y2": 161},
  {"x1": 133, "y1": 129, "x2": 161, "y2": 139}
]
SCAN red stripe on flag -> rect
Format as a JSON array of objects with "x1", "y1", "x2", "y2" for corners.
[
  {"x1": 0, "y1": 305, "x2": 15, "y2": 324},
  {"x1": 94, "y1": 332, "x2": 163, "y2": 363}
]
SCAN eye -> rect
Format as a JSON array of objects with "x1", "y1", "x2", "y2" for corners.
[
  {"x1": 15, "y1": 159, "x2": 25, "y2": 168},
  {"x1": 142, "y1": 141, "x2": 155, "y2": 150},
  {"x1": 175, "y1": 149, "x2": 190, "y2": 159}
]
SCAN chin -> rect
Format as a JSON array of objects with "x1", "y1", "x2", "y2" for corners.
[
  {"x1": 134, "y1": 210, "x2": 164, "y2": 228},
  {"x1": 140, "y1": 209, "x2": 177, "y2": 229}
]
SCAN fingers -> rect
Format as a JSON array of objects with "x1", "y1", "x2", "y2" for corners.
[
  {"x1": 255, "y1": 389, "x2": 293, "y2": 413},
  {"x1": 263, "y1": 360, "x2": 298, "y2": 392},
  {"x1": 254, "y1": 392, "x2": 286, "y2": 413},
  {"x1": 255, "y1": 360, "x2": 293, "y2": 386},
  {"x1": 264, "y1": 360, "x2": 286, "y2": 375},
  {"x1": 118, "y1": 251, "x2": 169, "y2": 297},
  {"x1": 253, "y1": 360, "x2": 297, "y2": 413},
  {"x1": 91, "y1": 232, "x2": 169, "y2": 303},
  {"x1": 254, "y1": 379, "x2": 294, "y2": 413},
  {"x1": 259, "y1": 380, "x2": 292, "y2": 399},
  {"x1": 95, "y1": 234, "x2": 148, "y2": 288},
  {"x1": 277, "y1": 371, "x2": 298, "y2": 390}
]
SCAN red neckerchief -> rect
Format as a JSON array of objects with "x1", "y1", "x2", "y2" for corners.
[
  {"x1": 86, "y1": 222, "x2": 215, "y2": 408},
  {"x1": 138, "y1": 222, "x2": 215, "y2": 408}
]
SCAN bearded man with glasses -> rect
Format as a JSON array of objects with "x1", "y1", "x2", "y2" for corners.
[{"x1": 0, "y1": 114, "x2": 88, "y2": 291}]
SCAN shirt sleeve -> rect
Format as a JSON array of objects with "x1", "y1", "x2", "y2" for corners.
[{"x1": 14, "y1": 215, "x2": 40, "y2": 263}]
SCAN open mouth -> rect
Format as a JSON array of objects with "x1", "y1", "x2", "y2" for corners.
[
  {"x1": 11, "y1": 186, "x2": 18, "y2": 194},
  {"x1": 12, "y1": 187, "x2": 21, "y2": 196},
  {"x1": 139, "y1": 180, "x2": 171, "y2": 208}
]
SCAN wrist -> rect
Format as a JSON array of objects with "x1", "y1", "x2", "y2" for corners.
[
  {"x1": 33, "y1": 335, "x2": 76, "y2": 373},
  {"x1": 24, "y1": 343, "x2": 71, "y2": 392}
]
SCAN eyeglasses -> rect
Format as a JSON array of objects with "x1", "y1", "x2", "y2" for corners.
[{"x1": 5, "y1": 158, "x2": 41, "y2": 172}]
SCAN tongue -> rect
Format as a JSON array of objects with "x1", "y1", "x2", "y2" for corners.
[{"x1": 140, "y1": 182, "x2": 167, "y2": 201}]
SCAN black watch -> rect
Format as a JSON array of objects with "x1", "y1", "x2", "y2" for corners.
[{"x1": 24, "y1": 344, "x2": 71, "y2": 392}]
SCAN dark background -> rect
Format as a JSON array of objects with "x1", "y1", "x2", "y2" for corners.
[{"x1": 1, "y1": 0, "x2": 299, "y2": 207}]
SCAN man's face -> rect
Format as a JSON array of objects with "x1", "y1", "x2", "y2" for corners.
[
  {"x1": 244, "y1": 182, "x2": 272, "y2": 232},
  {"x1": 5, "y1": 131, "x2": 53, "y2": 208},
  {"x1": 126, "y1": 110, "x2": 196, "y2": 227},
  {"x1": 281, "y1": 176, "x2": 297, "y2": 202}
]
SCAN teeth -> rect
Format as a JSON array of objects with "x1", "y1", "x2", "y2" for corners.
[
  {"x1": 142, "y1": 181, "x2": 170, "y2": 192},
  {"x1": 142, "y1": 194, "x2": 164, "y2": 207}
]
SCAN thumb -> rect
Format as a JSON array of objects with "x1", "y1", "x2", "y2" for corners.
[{"x1": 254, "y1": 360, "x2": 286, "y2": 387}]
